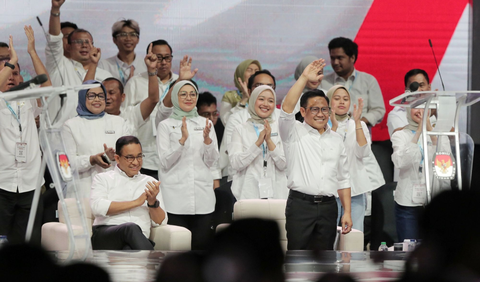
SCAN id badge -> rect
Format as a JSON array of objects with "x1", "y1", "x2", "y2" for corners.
[
  {"x1": 16, "y1": 142, "x2": 27, "y2": 162},
  {"x1": 412, "y1": 183, "x2": 426, "y2": 204},
  {"x1": 258, "y1": 177, "x2": 273, "y2": 199}
]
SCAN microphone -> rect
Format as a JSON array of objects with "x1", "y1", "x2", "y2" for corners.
[
  {"x1": 5, "y1": 74, "x2": 48, "y2": 92},
  {"x1": 428, "y1": 39, "x2": 445, "y2": 91},
  {"x1": 409, "y1": 81, "x2": 419, "y2": 92}
]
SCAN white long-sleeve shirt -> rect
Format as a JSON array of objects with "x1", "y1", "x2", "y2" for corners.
[
  {"x1": 334, "y1": 118, "x2": 382, "y2": 196},
  {"x1": 391, "y1": 129, "x2": 450, "y2": 207},
  {"x1": 45, "y1": 33, "x2": 112, "y2": 128},
  {"x1": 0, "y1": 99, "x2": 42, "y2": 193},
  {"x1": 90, "y1": 165, "x2": 167, "y2": 239},
  {"x1": 156, "y1": 116, "x2": 219, "y2": 214},
  {"x1": 123, "y1": 72, "x2": 178, "y2": 170},
  {"x1": 62, "y1": 114, "x2": 135, "y2": 198},
  {"x1": 98, "y1": 54, "x2": 147, "y2": 86},
  {"x1": 228, "y1": 120, "x2": 288, "y2": 200},
  {"x1": 279, "y1": 109, "x2": 350, "y2": 195}
]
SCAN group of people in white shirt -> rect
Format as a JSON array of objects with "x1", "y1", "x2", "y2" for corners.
[{"x1": 0, "y1": 0, "x2": 448, "y2": 251}]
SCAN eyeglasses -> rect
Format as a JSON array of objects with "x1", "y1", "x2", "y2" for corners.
[
  {"x1": 70, "y1": 39, "x2": 93, "y2": 46},
  {"x1": 121, "y1": 154, "x2": 144, "y2": 163},
  {"x1": 115, "y1": 32, "x2": 139, "y2": 38},
  {"x1": 199, "y1": 111, "x2": 219, "y2": 118},
  {"x1": 179, "y1": 91, "x2": 197, "y2": 100},
  {"x1": 308, "y1": 106, "x2": 330, "y2": 115},
  {"x1": 253, "y1": 83, "x2": 275, "y2": 89},
  {"x1": 156, "y1": 55, "x2": 173, "y2": 62},
  {"x1": 86, "y1": 92, "x2": 106, "y2": 101}
]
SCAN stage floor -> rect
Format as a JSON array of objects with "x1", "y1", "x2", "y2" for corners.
[{"x1": 53, "y1": 250, "x2": 408, "y2": 282}]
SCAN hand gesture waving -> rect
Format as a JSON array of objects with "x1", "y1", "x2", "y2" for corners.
[
  {"x1": 203, "y1": 118, "x2": 212, "y2": 145},
  {"x1": 352, "y1": 98, "x2": 364, "y2": 122},
  {"x1": 144, "y1": 43, "x2": 158, "y2": 71},
  {"x1": 302, "y1": 59, "x2": 326, "y2": 84},
  {"x1": 179, "y1": 116, "x2": 188, "y2": 145},
  {"x1": 178, "y1": 55, "x2": 198, "y2": 80},
  {"x1": 8, "y1": 36, "x2": 18, "y2": 65},
  {"x1": 24, "y1": 25, "x2": 36, "y2": 55}
]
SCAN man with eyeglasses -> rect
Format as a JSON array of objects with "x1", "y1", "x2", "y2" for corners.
[
  {"x1": 121, "y1": 39, "x2": 179, "y2": 180},
  {"x1": 197, "y1": 91, "x2": 224, "y2": 147},
  {"x1": 90, "y1": 136, "x2": 167, "y2": 250},
  {"x1": 281, "y1": 59, "x2": 352, "y2": 250},
  {"x1": 98, "y1": 19, "x2": 147, "y2": 86},
  {"x1": 46, "y1": 0, "x2": 112, "y2": 128}
]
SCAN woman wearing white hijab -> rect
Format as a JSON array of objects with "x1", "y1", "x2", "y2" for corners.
[
  {"x1": 228, "y1": 85, "x2": 288, "y2": 200},
  {"x1": 327, "y1": 85, "x2": 378, "y2": 233},
  {"x1": 156, "y1": 80, "x2": 219, "y2": 250}
]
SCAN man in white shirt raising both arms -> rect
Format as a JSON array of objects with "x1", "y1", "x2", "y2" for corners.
[
  {"x1": 280, "y1": 59, "x2": 352, "y2": 250},
  {"x1": 90, "y1": 136, "x2": 167, "y2": 250}
]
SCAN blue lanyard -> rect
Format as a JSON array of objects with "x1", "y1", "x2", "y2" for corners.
[
  {"x1": 252, "y1": 123, "x2": 266, "y2": 160},
  {"x1": 3, "y1": 99, "x2": 22, "y2": 134},
  {"x1": 115, "y1": 60, "x2": 126, "y2": 85},
  {"x1": 161, "y1": 84, "x2": 170, "y2": 101}
]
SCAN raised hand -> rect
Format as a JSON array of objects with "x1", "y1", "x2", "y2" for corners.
[
  {"x1": 144, "y1": 43, "x2": 158, "y2": 71},
  {"x1": 238, "y1": 77, "x2": 250, "y2": 104},
  {"x1": 302, "y1": 58, "x2": 326, "y2": 84},
  {"x1": 8, "y1": 36, "x2": 18, "y2": 65},
  {"x1": 89, "y1": 42, "x2": 101, "y2": 64},
  {"x1": 352, "y1": 98, "x2": 364, "y2": 122},
  {"x1": 330, "y1": 108, "x2": 338, "y2": 132},
  {"x1": 103, "y1": 143, "x2": 115, "y2": 161},
  {"x1": 24, "y1": 25, "x2": 36, "y2": 55},
  {"x1": 178, "y1": 55, "x2": 198, "y2": 80},
  {"x1": 51, "y1": 0, "x2": 65, "y2": 9},
  {"x1": 145, "y1": 181, "x2": 160, "y2": 206},
  {"x1": 179, "y1": 116, "x2": 189, "y2": 145},
  {"x1": 203, "y1": 118, "x2": 212, "y2": 145}
]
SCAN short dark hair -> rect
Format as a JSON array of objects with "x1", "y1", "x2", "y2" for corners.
[
  {"x1": 61, "y1": 21, "x2": 78, "y2": 30},
  {"x1": 116, "y1": 136, "x2": 141, "y2": 156},
  {"x1": 0, "y1": 42, "x2": 8, "y2": 48},
  {"x1": 328, "y1": 37, "x2": 358, "y2": 63},
  {"x1": 197, "y1": 91, "x2": 217, "y2": 108},
  {"x1": 148, "y1": 39, "x2": 172, "y2": 54},
  {"x1": 300, "y1": 89, "x2": 329, "y2": 108},
  {"x1": 103, "y1": 77, "x2": 124, "y2": 94},
  {"x1": 247, "y1": 69, "x2": 276, "y2": 90},
  {"x1": 67, "y1": 28, "x2": 93, "y2": 44},
  {"x1": 404, "y1": 69, "x2": 430, "y2": 87}
]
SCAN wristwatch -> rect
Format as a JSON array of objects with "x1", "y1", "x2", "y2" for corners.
[
  {"x1": 147, "y1": 200, "x2": 159, "y2": 208},
  {"x1": 4, "y1": 62, "x2": 15, "y2": 70},
  {"x1": 238, "y1": 102, "x2": 246, "y2": 108},
  {"x1": 148, "y1": 70, "x2": 158, "y2": 76}
]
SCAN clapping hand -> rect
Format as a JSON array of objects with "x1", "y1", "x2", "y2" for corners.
[
  {"x1": 24, "y1": 25, "x2": 36, "y2": 55},
  {"x1": 352, "y1": 98, "x2": 364, "y2": 122},
  {"x1": 203, "y1": 118, "x2": 212, "y2": 145},
  {"x1": 238, "y1": 77, "x2": 250, "y2": 105},
  {"x1": 179, "y1": 116, "x2": 188, "y2": 145},
  {"x1": 330, "y1": 108, "x2": 338, "y2": 132},
  {"x1": 145, "y1": 181, "x2": 160, "y2": 206}
]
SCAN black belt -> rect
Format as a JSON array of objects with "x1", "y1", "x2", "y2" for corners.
[{"x1": 289, "y1": 190, "x2": 335, "y2": 203}]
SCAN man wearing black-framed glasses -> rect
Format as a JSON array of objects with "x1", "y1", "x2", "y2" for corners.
[{"x1": 90, "y1": 136, "x2": 167, "y2": 250}]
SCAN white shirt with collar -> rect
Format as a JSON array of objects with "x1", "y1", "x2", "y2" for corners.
[
  {"x1": 90, "y1": 165, "x2": 167, "y2": 239},
  {"x1": 321, "y1": 68, "x2": 385, "y2": 126},
  {"x1": 156, "y1": 116, "x2": 219, "y2": 215},
  {"x1": 228, "y1": 119, "x2": 288, "y2": 200},
  {"x1": 0, "y1": 99, "x2": 42, "y2": 193},
  {"x1": 98, "y1": 54, "x2": 147, "y2": 86},
  {"x1": 278, "y1": 109, "x2": 350, "y2": 196},
  {"x1": 45, "y1": 33, "x2": 113, "y2": 128},
  {"x1": 62, "y1": 114, "x2": 136, "y2": 198},
  {"x1": 123, "y1": 71, "x2": 179, "y2": 170},
  {"x1": 119, "y1": 103, "x2": 148, "y2": 129}
]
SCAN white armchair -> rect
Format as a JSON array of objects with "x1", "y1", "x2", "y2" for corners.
[
  {"x1": 217, "y1": 199, "x2": 364, "y2": 251},
  {"x1": 41, "y1": 199, "x2": 191, "y2": 251}
]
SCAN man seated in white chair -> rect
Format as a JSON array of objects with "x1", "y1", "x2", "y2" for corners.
[{"x1": 90, "y1": 136, "x2": 167, "y2": 250}]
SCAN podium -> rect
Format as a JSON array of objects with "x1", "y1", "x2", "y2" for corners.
[
  {"x1": 389, "y1": 90, "x2": 480, "y2": 203},
  {"x1": 2, "y1": 84, "x2": 97, "y2": 261}
]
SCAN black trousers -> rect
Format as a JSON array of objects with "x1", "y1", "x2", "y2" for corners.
[
  {"x1": 285, "y1": 191, "x2": 338, "y2": 250},
  {"x1": 0, "y1": 189, "x2": 42, "y2": 245},
  {"x1": 167, "y1": 213, "x2": 214, "y2": 250},
  {"x1": 91, "y1": 222, "x2": 154, "y2": 250}
]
